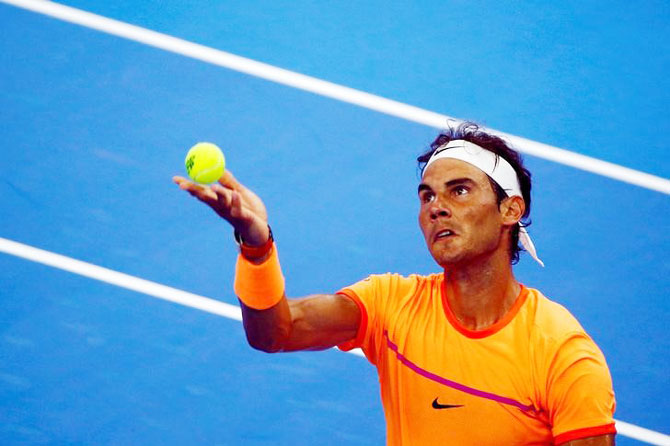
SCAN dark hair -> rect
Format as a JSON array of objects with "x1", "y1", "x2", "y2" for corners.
[{"x1": 417, "y1": 122, "x2": 532, "y2": 264}]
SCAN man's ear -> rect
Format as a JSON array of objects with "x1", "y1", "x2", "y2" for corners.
[{"x1": 501, "y1": 196, "x2": 525, "y2": 227}]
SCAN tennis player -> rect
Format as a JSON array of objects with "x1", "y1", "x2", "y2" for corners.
[{"x1": 174, "y1": 123, "x2": 616, "y2": 445}]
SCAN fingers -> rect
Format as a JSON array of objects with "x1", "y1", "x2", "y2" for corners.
[
  {"x1": 229, "y1": 190, "x2": 244, "y2": 219},
  {"x1": 172, "y1": 175, "x2": 189, "y2": 186},
  {"x1": 212, "y1": 183, "x2": 234, "y2": 210},
  {"x1": 174, "y1": 172, "x2": 267, "y2": 224},
  {"x1": 174, "y1": 176, "x2": 218, "y2": 203},
  {"x1": 174, "y1": 175, "x2": 234, "y2": 211},
  {"x1": 213, "y1": 185, "x2": 254, "y2": 223}
]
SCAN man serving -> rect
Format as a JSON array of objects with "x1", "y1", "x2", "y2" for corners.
[{"x1": 174, "y1": 123, "x2": 616, "y2": 445}]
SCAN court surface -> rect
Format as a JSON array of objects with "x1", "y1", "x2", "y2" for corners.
[{"x1": 1, "y1": 1, "x2": 668, "y2": 445}]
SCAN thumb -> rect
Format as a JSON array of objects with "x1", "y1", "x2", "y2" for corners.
[{"x1": 219, "y1": 170, "x2": 242, "y2": 191}]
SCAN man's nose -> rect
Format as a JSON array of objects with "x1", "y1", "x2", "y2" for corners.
[{"x1": 430, "y1": 203, "x2": 450, "y2": 220}]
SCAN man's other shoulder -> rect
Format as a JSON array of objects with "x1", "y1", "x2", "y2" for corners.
[{"x1": 524, "y1": 288, "x2": 587, "y2": 340}]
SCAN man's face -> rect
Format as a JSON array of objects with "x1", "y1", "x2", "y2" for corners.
[{"x1": 418, "y1": 158, "x2": 507, "y2": 267}]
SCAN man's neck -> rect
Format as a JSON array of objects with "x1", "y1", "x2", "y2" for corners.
[{"x1": 443, "y1": 252, "x2": 520, "y2": 331}]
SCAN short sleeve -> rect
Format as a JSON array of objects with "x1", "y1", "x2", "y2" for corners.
[
  {"x1": 335, "y1": 274, "x2": 394, "y2": 364},
  {"x1": 547, "y1": 332, "x2": 617, "y2": 444}
]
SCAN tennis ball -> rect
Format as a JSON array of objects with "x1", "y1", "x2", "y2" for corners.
[{"x1": 184, "y1": 142, "x2": 226, "y2": 184}]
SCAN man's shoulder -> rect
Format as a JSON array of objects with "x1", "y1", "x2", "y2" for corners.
[
  {"x1": 356, "y1": 272, "x2": 442, "y2": 286},
  {"x1": 523, "y1": 287, "x2": 587, "y2": 341},
  {"x1": 343, "y1": 272, "x2": 442, "y2": 300}
]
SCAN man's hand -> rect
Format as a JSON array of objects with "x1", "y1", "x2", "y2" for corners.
[{"x1": 173, "y1": 171, "x2": 270, "y2": 246}]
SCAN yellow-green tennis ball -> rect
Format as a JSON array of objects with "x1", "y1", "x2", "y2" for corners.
[{"x1": 184, "y1": 142, "x2": 226, "y2": 184}]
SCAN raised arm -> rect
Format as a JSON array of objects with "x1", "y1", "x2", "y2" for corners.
[{"x1": 173, "y1": 172, "x2": 361, "y2": 352}]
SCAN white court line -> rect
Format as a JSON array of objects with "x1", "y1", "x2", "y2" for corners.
[
  {"x1": 1, "y1": 0, "x2": 669, "y2": 195},
  {"x1": 1, "y1": 237, "x2": 669, "y2": 445},
  {"x1": 0, "y1": 237, "x2": 243, "y2": 321}
]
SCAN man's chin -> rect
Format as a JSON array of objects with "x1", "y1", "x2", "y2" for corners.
[{"x1": 431, "y1": 251, "x2": 466, "y2": 268}]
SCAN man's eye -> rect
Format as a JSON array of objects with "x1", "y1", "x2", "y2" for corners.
[
  {"x1": 420, "y1": 193, "x2": 434, "y2": 203},
  {"x1": 453, "y1": 186, "x2": 469, "y2": 196}
]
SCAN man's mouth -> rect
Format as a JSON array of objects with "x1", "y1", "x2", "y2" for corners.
[{"x1": 434, "y1": 229, "x2": 455, "y2": 242}]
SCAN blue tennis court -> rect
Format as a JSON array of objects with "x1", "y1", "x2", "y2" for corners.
[{"x1": 1, "y1": 1, "x2": 668, "y2": 445}]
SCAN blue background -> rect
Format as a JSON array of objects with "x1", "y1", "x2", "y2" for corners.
[{"x1": 1, "y1": 1, "x2": 668, "y2": 445}]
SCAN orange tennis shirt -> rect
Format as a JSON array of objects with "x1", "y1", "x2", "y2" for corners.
[{"x1": 337, "y1": 273, "x2": 616, "y2": 446}]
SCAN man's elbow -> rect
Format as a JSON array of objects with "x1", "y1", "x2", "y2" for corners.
[
  {"x1": 240, "y1": 303, "x2": 293, "y2": 353},
  {"x1": 243, "y1": 323, "x2": 290, "y2": 353},
  {"x1": 246, "y1": 335, "x2": 284, "y2": 353}
]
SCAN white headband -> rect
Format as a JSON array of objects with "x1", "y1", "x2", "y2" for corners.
[{"x1": 424, "y1": 140, "x2": 544, "y2": 266}]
